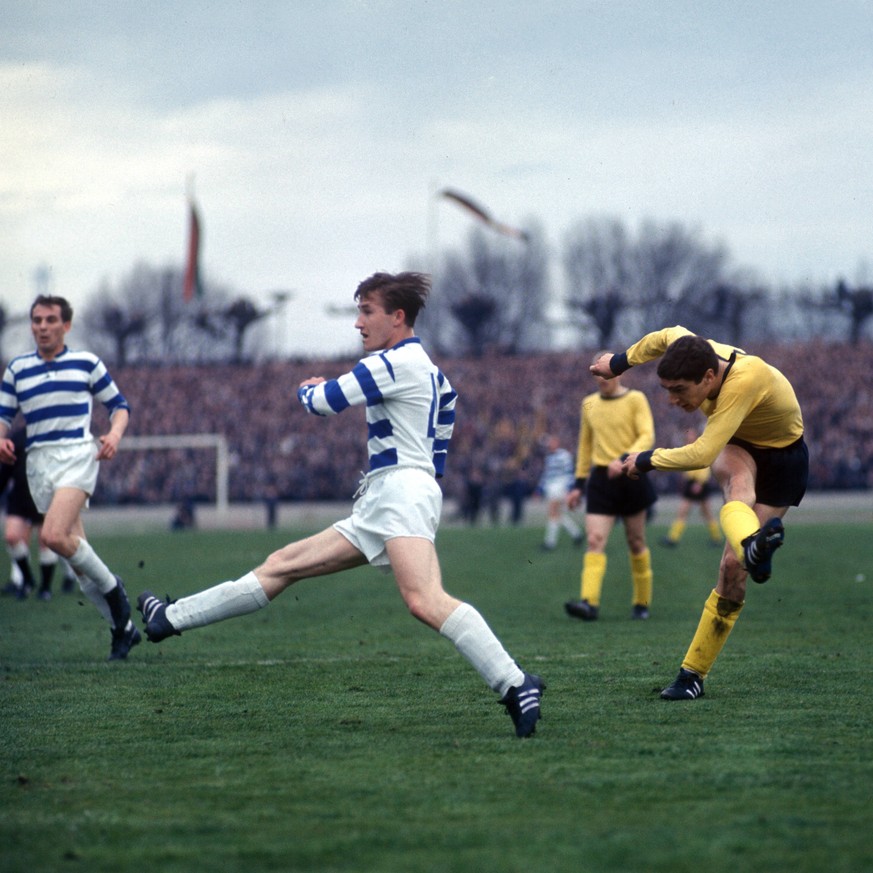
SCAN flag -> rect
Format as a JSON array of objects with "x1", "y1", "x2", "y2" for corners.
[
  {"x1": 440, "y1": 188, "x2": 529, "y2": 242},
  {"x1": 183, "y1": 200, "x2": 202, "y2": 301}
]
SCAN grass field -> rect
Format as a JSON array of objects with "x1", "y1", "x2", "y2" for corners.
[{"x1": 2, "y1": 518, "x2": 872, "y2": 873}]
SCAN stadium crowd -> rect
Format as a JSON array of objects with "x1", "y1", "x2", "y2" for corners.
[{"x1": 86, "y1": 340, "x2": 873, "y2": 510}]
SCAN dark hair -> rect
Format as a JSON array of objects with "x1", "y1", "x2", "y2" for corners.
[
  {"x1": 354, "y1": 272, "x2": 430, "y2": 327},
  {"x1": 31, "y1": 294, "x2": 73, "y2": 323},
  {"x1": 657, "y1": 335, "x2": 718, "y2": 383}
]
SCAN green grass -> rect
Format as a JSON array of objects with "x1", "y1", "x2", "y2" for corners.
[{"x1": 2, "y1": 520, "x2": 872, "y2": 873}]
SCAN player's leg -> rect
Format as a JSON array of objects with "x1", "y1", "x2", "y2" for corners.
[
  {"x1": 699, "y1": 498, "x2": 723, "y2": 544},
  {"x1": 5, "y1": 515, "x2": 37, "y2": 597},
  {"x1": 559, "y1": 500, "x2": 582, "y2": 544},
  {"x1": 623, "y1": 509, "x2": 652, "y2": 619},
  {"x1": 542, "y1": 497, "x2": 562, "y2": 549},
  {"x1": 662, "y1": 492, "x2": 789, "y2": 701},
  {"x1": 388, "y1": 536, "x2": 543, "y2": 737},
  {"x1": 42, "y1": 487, "x2": 140, "y2": 657},
  {"x1": 663, "y1": 498, "x2": 691, "y2": 546},
  {"x1": 565, "y1": 512, "x2": 613, "y2": 620},
  {"x1": 138, "y1": 527, "x2": 367, "y2": 641},
  {"x1": 713, "y1": 444, "x2": 787, "y2": 582},
  {"x1": 38, "y1": 545, "x2": 59, "y2": 599}
]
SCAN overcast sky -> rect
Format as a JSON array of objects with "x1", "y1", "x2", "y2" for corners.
[{"x1": 3, "y1": 1, "x2": 872, "y2": 357}]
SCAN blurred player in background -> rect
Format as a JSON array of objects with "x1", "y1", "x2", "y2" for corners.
[
  {"x1": 535, "y1": 434, "x2": 582, "y2": 550},
  {"x1": 138, "y1": 272, "x2": 544, "y2": 738},
  {"x1": 564, "y1": 354, "x2": 656, "y2": 622},
  {"x1": 0, "y1": 295, "x2": 137, "y2": 659},
  {"x1": 591, "y1": 326, "x2": 807, "y2": 700},
  {"x1": 0, "y1": 427, "x2": 77, "y2": 600},
  {"x1": 660, "y1": 427, "x2": 722, "y2": 548}
]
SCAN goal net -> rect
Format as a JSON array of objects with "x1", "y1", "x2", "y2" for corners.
[{"x1": 118, "y1": 433, "x2": 229, "y2": 512}]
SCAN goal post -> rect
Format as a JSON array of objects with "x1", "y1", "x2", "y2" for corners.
[{"x1": 119, "y1": 433, "x2": 229, "y2": 513}]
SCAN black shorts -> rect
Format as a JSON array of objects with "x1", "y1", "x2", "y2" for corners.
[
  {"x1": 727, "y1": 435, "x2": 808, "y2": 507},
  {"x1": 5, "y1": 481, "x2": 42, "y2": 524},
  {"x1": 585, "y1": 466, "x2": 657, "y2": 517},
  {"x1": 682, "y1": 479, "x2": 713, "y2": 502}
]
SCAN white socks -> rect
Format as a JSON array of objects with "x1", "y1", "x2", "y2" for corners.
[
  {"x1": 439, "y1": 603, "x2": 525, "y2": 696},
  {"x1": 166, "y1": 571, "x2": 269, "y2": 631},
  {"x1": 68, "y1": 538, "x2": 116, "y2": 594},
  {"x1": 77, "y1": 576, "x2": 115, "y2": 624},
  {"x1": 544, "y1": 520, "x2": 559, "y2": 549}
]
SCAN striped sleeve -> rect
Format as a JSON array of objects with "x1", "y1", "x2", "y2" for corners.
[
  {"x1": 90, "y1": 358, "x2": 130, "y2": 415},
  {"x1": 297, "y1": 357, "x2": 390, "y2": 417},
  {"x1": 433, "y1": 371, "x2": 457, "y2": 477},
  {"x1": 0, "y1": 365, "x2": 19, "y2": 426}
]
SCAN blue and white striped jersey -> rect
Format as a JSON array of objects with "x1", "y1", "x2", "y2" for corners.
[
  {"x1": 537, "y1": 447, "x2": 575, "y2": 493},
  {"x1": 0, "y1": 347, "x2": 130, "y2": 450},
  {"x1": 297, "y1": 337, "x2": 457, "y2": 478}
]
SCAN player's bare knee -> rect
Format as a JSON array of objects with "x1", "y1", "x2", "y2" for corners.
[{"x1": 39, "y1": 526, "x2": 67, "y2": 555}]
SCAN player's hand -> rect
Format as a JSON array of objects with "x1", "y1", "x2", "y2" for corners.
[
  {"x1": 299, "y1": 377, "x2": 326, "y2": 388},
  {"x1": 0, "y1": 438, "x2": 16, "y2": 465},
  {"x1": 96, "y1": 432, "x2": 121, "y2": 461},
  {"x1": 621, "y1": 452, "x2": 641, "y2": 480},
  {"x1": 606, "y1": 458, "x2": 624, "y2": 479},
  {"x1": 567, "y1": 488, "x2": 582, "y2": 510},
  {"x1": 589, "y1": 353, "x2": 615, "y2": 378}
]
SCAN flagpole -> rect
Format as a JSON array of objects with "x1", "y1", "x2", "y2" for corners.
[{"x1": 427, "y1": 177, "x2": 440, "y2": 280}]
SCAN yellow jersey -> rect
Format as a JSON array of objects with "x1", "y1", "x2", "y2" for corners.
[
  {"x1": 575, "y1": 388, "x2": 655, "y2": 477},
  {"x1": 622, "y1": 326, "x2": 804, "y2": 472}
]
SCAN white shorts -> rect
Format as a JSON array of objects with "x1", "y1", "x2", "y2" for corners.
[
  {"x1": 543, "y1": 480, "x2": 571, "y2": 502},
  {"x1": 26, "y1": 441, "x2": 100, "y2": 514},
  {"x1": 333, "y1": 466, "x2": 442, "y2": 569}
]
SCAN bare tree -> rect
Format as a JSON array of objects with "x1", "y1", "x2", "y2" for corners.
[
  {"x1": 835, "y1": 279, "x2": 873, "y2": 344},
  {"x1": 221, "y1": 297, "x2": 271, "y2": 363},
  {"x1": 563, "y1": 217, "x2": 740, "y2": 345},
  {"x1": 562, "y1": 218, "x2": 634, "y2": 346},
  {"x1": 82, "y1": 262, "x2": 237, "y2": 365},
  {"x1": 430, "y1": 225, "x2": 550, "y2": 356}
]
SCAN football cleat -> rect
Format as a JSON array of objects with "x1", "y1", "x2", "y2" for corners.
[
  {"x1": 742, "y1": 517, "x2": 784, "y2": 583},
  {"x1": 564, "y1": 598, "x2": 599, "y2": 621},
  {"x1": 108, "y1": 623, "x2": 141, "y2": 660},
  {"x1": 137, "y1": 591, "x2": 181, "y2": 643},
  {"x1": 499, "y1": 673, "x2": 545, "y2": 738},
  {"x1": 660, "y1": 668, "x2": 705, "y2": 700},
  {"x1": 631, "y1": 604, "x2": 650, "y2": 620}
]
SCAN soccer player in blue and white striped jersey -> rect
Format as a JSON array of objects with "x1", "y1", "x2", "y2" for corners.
[
  {"x1": 0, "y1": 295, "x2": 138, "y2": 660},
  {"x1": 536, "y1": 434, "x2": 583, "y2": 550},
  {"x1": 138, "y1": 272, "x2": 544, "y2": 737}
]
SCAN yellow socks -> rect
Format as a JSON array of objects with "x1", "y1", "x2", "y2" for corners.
[
  {"x1": 667, "y1": 519, "x2": 685, "y2": 543},
  {"x1": 681, "y1": 588, "x2": 744, "y2": 678},
  {"x1": 630, "y1": 548, "x2": 653, "y2": 607},
  {"x1": 707, "y1": 520, "x2": 722, "y2": 543},
  {"x1": 580, "y1": 550, "x2": 652, "y2": 609},
  {"x1": 719, "y1": 500, "x2": 759, "y2": 561},
  {"x1": 580, "y1": 552, "x2": 606, "y2": 606}
]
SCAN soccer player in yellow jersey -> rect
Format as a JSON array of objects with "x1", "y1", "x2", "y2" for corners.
[
  {"x1": 564, "y1": 357, "x2": 657, "y2": 622},
  {"x1": 591, "y1": 327, "x2": 808, "y2": 700}
]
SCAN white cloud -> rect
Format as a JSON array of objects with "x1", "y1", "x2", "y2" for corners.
[{"x1": 2, "y1": 3, "x2": 873, "y2": 357}]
